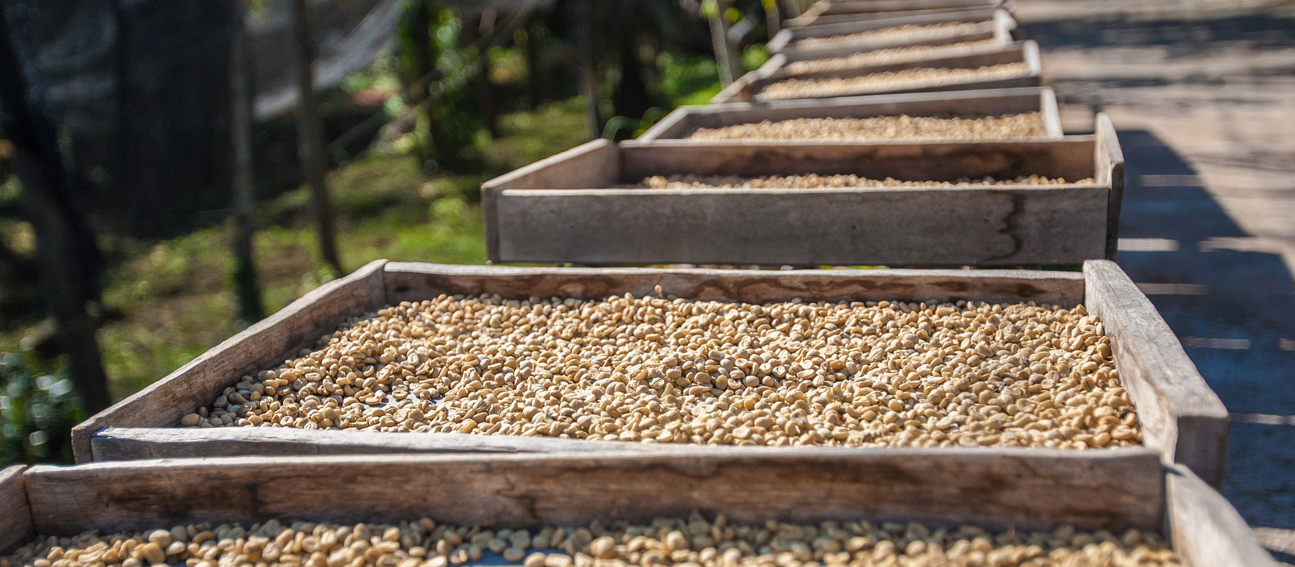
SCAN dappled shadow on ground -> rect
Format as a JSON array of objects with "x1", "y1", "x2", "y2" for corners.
[
  {"x1": 1112, "y1": 129, "x2": 1295, "y2": 529},
  {"x1": 1019, "y1": 11, "x2": 1295, "y2": 58}
]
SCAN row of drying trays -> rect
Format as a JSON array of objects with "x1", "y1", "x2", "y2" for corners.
[{"x1": 1, "y1": 1, "x2": 1279, "y2": 567}]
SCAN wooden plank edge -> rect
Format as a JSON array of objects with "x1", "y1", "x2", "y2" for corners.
[
  {"x1": 761, "y1": 38, "x2": 1019, "y2": 84},
  {"x1": 1166, "y1": 464, "x2": 1279, "y2": 567},
  {"x1": 771, "y1": 34, "x2": 1025, "y2": 81},
  {"x1": 819, "y1": 0, "x2": 1005, "y2": 16},
  {"x1": 711, "y1": 72, "x2": 758, "y2": 104},
  {"x1": 785, "y1": 7, "x2": 1002, "y2": 40},
  {"x1": 750, "y1": 42, "x2": 1037, "y2": 101},
  {"x1": 0, "y1": 464, "x2": 33, "y2": 556},
  {"x1": 71, "y1": 259, "x2": 389, "y2": 463},
  {"x1": 1082, "y1": 260, "x2": 1230, "y2": 486},
  {"x1": 636, "y1": 107, "x2": 690, "y2": 142},
  {"x1": 768, "y1": 28, "x2": 794, "y2": 52},
  {"x1": 89, "y1": 426, "x2": 682, "y2": 460},
  {"x1": 25, "y1": 447, "x2": 1164, "y2": 533},
  {"x1": 794, "y1": 7, "x2": 999, "y2": 29},
  {"x1": 1023, "y1": 39, "x2": 1042, "y2": 76},
  {"x1": 480, "y1": 139, "x2": 615, "y2": 192},
  {"x1": 1096, "y1": 113, "x2": 1126, "y2": 260},
  {"x1": 993, "y1": 8, "x2": 1017, "y2": 34},
  {"x1": 378, "y1": 262, "x2": 1087, "y2": 308},
  {"x1": 632, "y1": 88, "x2": 1061, "y2": 142},
  {"x1": 620, "y1": 134, "x2": 1095, "y2": 150},
  {"x1": 1041, "y1": 87, "x2": 1064, "y2": 138},
  {"x1": 484, "y1": 178, "x2": 502, "y2": 263}
]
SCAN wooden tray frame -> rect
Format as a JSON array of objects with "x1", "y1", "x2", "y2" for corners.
[
  {"x1": 73, "y1": 261, "x2": 1227, "y2": 488},
  {"x1": 767, "y1": 8, "x2": 1017, "y2": 58},
  {"x1": 638, "y1": 87, "x2": 1063, "y2": 143},
  {"x1": 0, "y1": 457, "x2": 1276, "y2": 567},
  {"x1": 713, "y1": 39, "x2": 1040, "y2": 104},
  {"x1": 788, "y1": 0, "x2": 1014, "y2": 28},
  {"x1": 484, "y1": 113, "x2": 1118, "y2": 267}
]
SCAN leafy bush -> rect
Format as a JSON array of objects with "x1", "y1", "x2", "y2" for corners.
[{"x1": 0, "y1": 350, "x2": 83, "y2": 466}]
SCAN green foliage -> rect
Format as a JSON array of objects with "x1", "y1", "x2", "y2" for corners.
[
  {"x1": 486, "y1": 98, "x2": 591, "y2": 171},
  {"x1": 394, "y1": 2, "x2": 488, "y2": 174},
  {"x1": 0, "y1": 350, "x2": 83, "y2": 466},
  {"x1": 341, "y1": 55, "x2": 404, "y2": 96},
  {"x1": 742, "y1": 44, "x2": 771, "y2": 72},
  {"x1": 657, "y1": 53, "x2": 722, "y2": 107},
  {"x1": 654, "y1": 46, "x2": 771, "y2": 109}
]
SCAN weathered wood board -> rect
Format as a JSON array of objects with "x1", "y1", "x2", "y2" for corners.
[
  {"x1": 0, "y1": 465, "x2": 32, "y2": 558},
  {"x1": 487, "y1": 113, "x2": 1117, "y2": 267},
  {"x1": 637, "y1": 87, "x2": 1063, "y2": 143},
  {"x1": 1165, "y1": 464, "x2": 1279, "y2": 567},
  {"x1": 77, "y1": 261, "x2": 1229, "y2": 490},
  {"x1": 1083, "y1": 261, "x2": 1230, "y2": 493},
  {"x1": 774, "y1": 10, "x2": 1018, "y2": 65},
  {"x1": 767, "y1": 8, "x2": 1016, "y2": 57},
  {"x1": 816, "y1": 0, "x2": 1009, "y2": 13},
  {"x1": 0, "y1": 454, "x2": 1276, "y2": 565},
  {"x1": 70, "y1": 260, "x2": 390, "y2": 464},
  {"x1": 789, "y1": 2, "x2": 1013, "y2": 28},
  {"x1": 23, "y1": 450, "x2": 1163, "y2": 533},
  {"x1": 714, "y1": 40, "x2": 1040, "y2": 104}
]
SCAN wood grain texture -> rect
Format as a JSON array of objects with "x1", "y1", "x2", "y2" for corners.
[
  {"x1": 773, "y1": 14, "x2": 1019, "y2": 66},
  {"x1": 90, "y1": 426, "x2": 682, "y2": 460},
  {"x1": 1167, "y1": 464, "x2": 1280, "y2": 567},
  {"x1": 746, "y1": 41, "x2": 1039, "y2": 103},
  {"x1": 621, "y1": 137, "x2": 1095, "y2": 183},
  {"x1": 384, "y1": 263, "x2": 1087, "y2": 306},
  {"x1": 1041, "y1": 87, "x2": 1063, "y2": 138},
  {"x1": 820, "y1": 0, "x2": 1006, "y2": 16},
  {"x1": 1083, "y1": 260, "x2": 1229, "y2": 486},
  {"x1": 25, "y1": 449, "x2": 1163, "y2": 535},
  {"x1": 495, "y1": 185, "x2": 1107, "y2": 266},
  {"x1": 70, "y1": 260, "x2": 390, "y2": 463},
  {"x1": 717, "y1": 40, "x2": 1035, "y2": 103},
  {"x1": 1095, "y1": 113, "x2": 1126, "y2": 260},
  {"x1": 776, "y1": 15, "x2": 1015, "y2": 66},
  {"x1": 772, "y1": 7, "x2": 1008, "y2": 47},
  {"x1": 481, "y1": 139, "x2": 619, "y2": 263},
  {"x1": 0, "y1": 465, "x2": 33, "y2": 556},
  {"x1": 490, "y1": 137, "x2": 1107, "y2": 266},
  {"x1": 637, "y1": 87, "x2": 1062, "y2": 143},
  {"x1": 791, "y1": 6, "x2": 1007, "y2": 28}
]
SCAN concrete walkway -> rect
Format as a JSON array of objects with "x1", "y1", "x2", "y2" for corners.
[{"x1": 1014, "y1": 0, "x2": 1295, "y2": 561}]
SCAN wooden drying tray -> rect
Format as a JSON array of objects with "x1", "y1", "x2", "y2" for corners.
[
  {"x1": 73, "y1": 260, "x2": 1228, "y2": 488},
  {"x1": 767, "y1": 8, "x2": 1017, "y2": 58},
  {"x1": 788, "y1": 0, "x2": 1014, "y2": 28},
  {"x1": 712, "y1": 40, "x2": 1040, "y2": 104},
  {"x1": 0, "y1": 455, "x2": 1276, "y2": 566},
  {"x1": 773, "y1": 10, "x2": 1016, "y2": 67},
  {"x1": 486, "y1": 112, "x2": 1119, "y2": 267},
  {"x1": 639, "y1": 87, "x2": 1063, "y2": 143}
]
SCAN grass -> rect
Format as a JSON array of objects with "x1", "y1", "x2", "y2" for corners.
[
  {"x1": 2, "y1": 43, "x2": 760, "y2": 404},
  {"x1": 86, "y1": 98, "x2": 590, "y2": 400}
]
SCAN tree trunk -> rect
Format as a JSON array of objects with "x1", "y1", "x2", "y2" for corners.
[
  {"x1": 525, "y1": 17, "x2": 543, "y2": 109},
  {"x1": 0, "y1": 20, "x2": 111, "y2": 414},
  {"x1": 611, "y1": 3, "x2": 652, "y2": 130},
  {"x1": 764, "y1": 0, "x2": 781, "y2": 38},
  {"x1": 708, "y1": 0, "x2": 743, "y2": 85},
  {"x1": 290, "y1": 0, "x2": 343, "y2": 276},
  {"x1": 474, "y1": 10, "x2": 499, "y2": 138},
  {"x1": 574, "y1": 0, "x2": 600, "y2": 139},
  {"x1": 230, "y1": 1, "x2": 264, "y2": 324}
]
